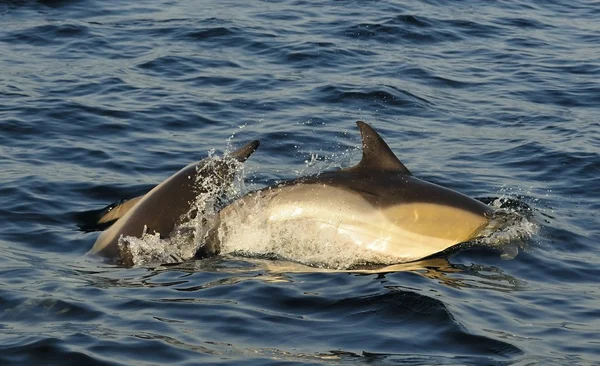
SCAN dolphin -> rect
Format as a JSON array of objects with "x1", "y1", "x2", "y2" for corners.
[
  {"x1": 199, "y1": 122, "x2": 493, "y2": 263},
  {"x1": 88, "y1": 140, "x2": 260, "y2": 261}
]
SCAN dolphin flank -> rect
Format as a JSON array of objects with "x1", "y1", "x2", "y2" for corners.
[{"x1": 200, "y1": 122, "x2": 492, "y2": 263}]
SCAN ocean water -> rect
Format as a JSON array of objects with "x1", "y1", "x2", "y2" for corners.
[{"x1": 1, "y1": 0, "x2": 599, "y2": 364}]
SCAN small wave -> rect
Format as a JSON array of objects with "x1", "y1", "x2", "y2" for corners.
[
  {"x1": 183, "y1": 26, "x2": 236, "y2": 41},
  {"x1": 342, "y1": 13, "x2": 502, "y2": 45},
  {"x1": 315, "y1": 84, "x2": 430, "y2": 109},
  {"x1": 343, "y1": 21, "x2": 459, "y2": 44},
  {"x1": 1, "y1": 23, "x2": 89, "y2": 46}
]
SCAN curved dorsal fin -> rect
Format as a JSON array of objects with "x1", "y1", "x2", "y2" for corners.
[{"x1": 345, "y1": 121, "x2": 412, "y2": 174}]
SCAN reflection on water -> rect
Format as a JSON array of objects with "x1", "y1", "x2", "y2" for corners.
[{"x1": 76, "y1": 253, "x2": 527, "y2": 295}]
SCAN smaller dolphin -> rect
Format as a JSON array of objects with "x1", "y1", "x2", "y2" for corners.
[
  {"x1": 201, "y1": 122, "x2": 493, "y2": 263},
  {"x1": 88, "y1": 140, "x2": 260, "y2": 261}
]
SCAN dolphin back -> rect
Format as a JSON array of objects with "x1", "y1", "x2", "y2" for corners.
[{"x1": 88, "y1": 139, "x2": 261, "y2": 262}]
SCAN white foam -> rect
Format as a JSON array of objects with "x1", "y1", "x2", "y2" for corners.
[
  {"x1": 477, "y1": 198, "x2": 539, "y2": 252},
  {"x1": 217, "y1": 212, "x2": 404, "y2": 270}
]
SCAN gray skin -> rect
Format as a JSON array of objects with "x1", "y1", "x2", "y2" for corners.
[
  {"x1": 88, "y1": 140, "x2": 260, "y2": 260},
  {"x1": 199, "y1": 122, "x2": 492, "y2": 262}
]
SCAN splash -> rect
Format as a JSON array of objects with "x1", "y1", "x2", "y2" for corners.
[
  {"x1": 473, "y1": 196, "x2": 539, "y2": 259},
  {"x1": 117, "y1": 152, "x2": 248, "y2": 266},
  {"x1": 215, "y1": 196, "x2": 404, "y2": 270},
  {"x1": 118, "y1": 231, "x2": 189, "y2": 266},
  {"x1": 294, "y1": 146, "x2": 359, "y2": 177}
]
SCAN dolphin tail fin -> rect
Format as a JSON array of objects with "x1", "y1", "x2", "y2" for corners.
[
  {"x1": 75, "y1": 196, "x2": 143, "y2": 232},
  {"x1": 96, "y1": 196, "x2": 143, "y2": 224}
]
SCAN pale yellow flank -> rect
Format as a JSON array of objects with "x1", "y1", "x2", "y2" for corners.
[{"x1": 219, "y1": 184, "x2": 489, "y2": 262}]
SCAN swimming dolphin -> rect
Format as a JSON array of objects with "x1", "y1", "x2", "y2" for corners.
[
  {"x1": 199, "y1": 122, "x2": 492, "y2": 263},
  {"x1": 88, "y1": 140, "x2": 260, "y2": 261}
]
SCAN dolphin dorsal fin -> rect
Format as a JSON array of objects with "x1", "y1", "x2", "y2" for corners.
[{"x1": 347, "y1": 121, "x2": 412, "y2": 174}]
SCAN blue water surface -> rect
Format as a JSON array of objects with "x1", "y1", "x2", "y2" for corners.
[{"x1": 0, "y1": 0, "x2": 599, "y2": 364}]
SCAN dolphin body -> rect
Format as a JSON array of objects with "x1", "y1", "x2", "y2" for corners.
[
  {"x1": 88, "y1": 140, "x2": 260, "y2": 261},
  {"x1": 199, "y1": 122, "x2": 492, "y2": 263}
]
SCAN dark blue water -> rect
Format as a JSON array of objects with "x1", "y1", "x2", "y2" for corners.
[{"x1": 1, "y1": 0, "x2": 599, "y2": 364}]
